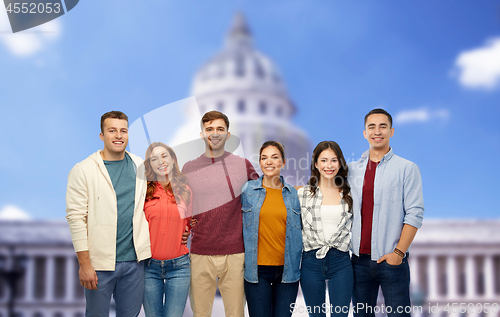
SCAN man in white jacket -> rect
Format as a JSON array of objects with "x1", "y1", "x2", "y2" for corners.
[{"x1": 66, "y1": 111, "x2": 151, "y2": 316}]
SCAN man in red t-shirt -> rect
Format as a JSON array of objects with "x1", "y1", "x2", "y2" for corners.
[
  {"x1": 348, "y1": 108, "x2": 424, "y2": 317},
  {"x1": 182, "y1": 110, "x2": 258, "y2": 317}
]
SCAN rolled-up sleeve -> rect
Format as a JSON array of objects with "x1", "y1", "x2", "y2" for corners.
[
  {"x1": 65, "y1": 165, "x2": 89, "y2": 252},
  {"x1": 402, "y1": 162, "x2": 424, "y2": 229}
]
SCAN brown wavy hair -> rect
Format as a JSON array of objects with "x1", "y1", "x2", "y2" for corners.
[
  {"x1": 307, "y1": 141, "x2": 353, "y2": 211},
  {"x1": 145, "y1": 142, "x2": 191, "y2": 205},
  {"x1": 259, "y1": 140, "x2": 285, "y2": 160}
]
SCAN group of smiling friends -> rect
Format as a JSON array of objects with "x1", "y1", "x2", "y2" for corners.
[{"x1": 65, "y1": 108, "x2": 424, "y2": 317}]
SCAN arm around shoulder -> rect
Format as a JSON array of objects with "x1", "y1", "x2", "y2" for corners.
[{"x1": 245, "y1": 159, "x2": 259, "y2": 180}]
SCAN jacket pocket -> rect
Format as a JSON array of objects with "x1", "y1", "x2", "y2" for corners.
[
  {"x1": 242, "y1": 205, "x2": 253, "y2": 227},
  {"x1": 292, "y1": 208, "x2": 302, "y2": 230}
]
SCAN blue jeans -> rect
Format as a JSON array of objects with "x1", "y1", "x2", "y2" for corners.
[
  {"x1": 143, "y1": 254, "x2": 191, "y2": 317},
  {"x1": 300, "y1": 249, "x2": 353, "y2": 317},
  {"x1": 84, "y1": 260, "x2": 144, "y2": 317},
  {"x1": 352, "y1": 254, "x2": 411, "y2": 317},
  {"x1": 244, "y1": 265, "x2": 299, "y2": 317}
]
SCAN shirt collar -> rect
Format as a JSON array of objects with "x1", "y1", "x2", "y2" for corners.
[
  {"x1": 361, "y1": 147, "x2": 394, "y2": 163},
  {"x1": 255, "y1": 175, "x2": 292, "y2": 193}
]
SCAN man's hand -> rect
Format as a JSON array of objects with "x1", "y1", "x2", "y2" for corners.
[
  {"x1": 181, "y1": 226, "x2": 190, "y2": 245},
  {"x1": 376, "y1": 224, "x2": 417, "y2": 266},
  {"x1": 76, "y1": 251, "x2": 98, "y2": 290},
  {"x1": 377, "y1": 252, "x2": 403, "y2": 266},
  {"x1": 79, "y1": 263, "x2": 98, "y2": 290}
]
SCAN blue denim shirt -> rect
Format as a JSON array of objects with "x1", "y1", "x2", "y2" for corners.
[
  {"x1": 348, "y1": 149, "x2": 424, "y2": 261},
  {"x1": 241, "y1": 175, "x2": 303, "y2": 283}
]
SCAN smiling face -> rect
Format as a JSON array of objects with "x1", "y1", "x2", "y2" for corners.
[
  {"x1": 260, "y1": 145, "x2": 285, "y2": 179},
  {"x1": 149, "y1": 146, "x2": 174, "y2": 179},
  {"x1": 315, "y1": 148, "x2": 340, "y2": 182},
  {"x1": 99, "y1": 118, "x2": 128, "y2": 160},
  {"x1": 200, "y1": 118, "x2": 230, "y2": 156},
  {"x1": 363, "y1": 113, "x2": 394, "y2": 152}
]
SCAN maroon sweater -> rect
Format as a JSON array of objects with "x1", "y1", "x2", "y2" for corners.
[{"x1": 182, "y1": 152, "x2": 258, "y2": 255}]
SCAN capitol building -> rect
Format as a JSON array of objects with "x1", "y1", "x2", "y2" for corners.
[
  {"x1": 1, "y1": 14, "x2": 499, "y2": 317},
  {"x1": 2, "y1": 219, "x2": 499, "y2": 317}
]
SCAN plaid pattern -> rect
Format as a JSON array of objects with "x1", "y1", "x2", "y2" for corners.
[{"x1": 298, "y1": 185, "x2": 352, "y2": 259}]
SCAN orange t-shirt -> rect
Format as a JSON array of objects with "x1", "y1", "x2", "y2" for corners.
[
  {"x1": 257, "y1": 185, "x2": 287, "y2": 266},
  {"x1": 144, "y1": 183, "x2": 192, "y2": 260}
]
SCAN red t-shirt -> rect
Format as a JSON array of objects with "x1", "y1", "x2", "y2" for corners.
[
  {"x1": 144, "y1": 183, "x2": 192, "y2": 260},
  {"x1": 360, "y1": 159, "x2": 379, "y2": 254},
  {"x1": 182, "y1": 152, "x2": 258, "y2": 255}
]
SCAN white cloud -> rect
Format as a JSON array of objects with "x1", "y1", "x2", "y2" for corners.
[
  {"x1": 0, "y1": 8, "x2": 62, "y2": 57},
  {"x1": 0, "y1": 205, "x2": 31, "y2": 221},
  {"x1": 394, "y1": 108, "x2": 450, "y2": 125},
  {"x1": 453, "y1": 37, "x2": 500, "y2": 90}
]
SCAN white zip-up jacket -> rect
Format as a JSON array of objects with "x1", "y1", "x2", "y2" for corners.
[{"x1": 65, "y1": 150, "x2": 151, "y2": 271}]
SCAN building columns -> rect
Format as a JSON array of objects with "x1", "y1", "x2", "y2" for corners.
[
  {"x1": 45, "y1": 256, "x2": 55, "y2": 302},
  {"x1": 446, "y1": 255, "x2": 457, "y2": 299},
  {"x1": 410, "y1": 255, "x2": 420, "y2": 291},
  {"x1": 65, "y1": 255, "x2": 76, "y2": 301},
  {"x1": 23, "y1": 255, "x2": 35, "y2": 302},
  {"x1": 428, "y1": 255, "x2": 438, "y2": 300},
  {"x1": 465, "y1": 255, "x2": 476, "y2": 299},
  {"x1": 483, "y1": 255, "x2": 495, "y2": 299}
]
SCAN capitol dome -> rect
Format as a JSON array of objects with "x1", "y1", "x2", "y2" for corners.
[
  {"x1": 191, "y1": 14, "x2": 291, "y2": 113},
  {"x1": 171, "y1": 13, "x2": 311, "y2": 184},
  {"x1": 188, "y1": 13, "x2": 296, "y2": 121}
]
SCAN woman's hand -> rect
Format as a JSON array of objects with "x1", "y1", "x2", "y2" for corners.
[
  {"x1": 190, "y1": 218, "x2": 199, "y2": 227},
  {"x1": 181, "y1": 226, "x2": 190, "y2": 245}
]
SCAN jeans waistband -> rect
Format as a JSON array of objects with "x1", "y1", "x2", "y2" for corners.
[
  {"x1": 353, "y1": 253, "x2": 410, "y2": 259},
  {"x1": 149, "y1": 253, "x2": 189, "y2": 265},
  {"x1": 354, "y1": 254, "x2": 372, "y2": 259}
]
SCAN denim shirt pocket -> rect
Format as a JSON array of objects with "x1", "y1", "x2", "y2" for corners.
[
  {"x1": 242, "y1": 205, "x2": 253, "y2": 227},
  {"x1": 292, "y1": 207, "x2": 302, "y2": 230},
  {"x1": 302, "y1": 206, "x2": 314, "y2": 228}
]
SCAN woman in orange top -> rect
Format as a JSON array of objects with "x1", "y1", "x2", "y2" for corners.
[
  {"x1": 241, "y1": 141, "x2": 302, "y2": 317},
  {"x1": 143, "y1": 142, "x2": 192, "y2": 317}
]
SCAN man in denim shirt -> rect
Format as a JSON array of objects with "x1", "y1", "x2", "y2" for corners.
[{"x1": 348, "y1": 108, "x2": 424, "y2": 317}]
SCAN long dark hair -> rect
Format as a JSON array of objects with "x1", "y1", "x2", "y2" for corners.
[
  {"x1": 307, "y1": 141, "x2": 353, "y2": 211},
  {"x1": 144, "y1": 142, "x2": 191, "y2": 205}
]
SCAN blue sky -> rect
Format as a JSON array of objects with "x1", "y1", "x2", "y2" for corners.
[{"x1": 0, "y1": 0, "x2": 499, "y2": 220}]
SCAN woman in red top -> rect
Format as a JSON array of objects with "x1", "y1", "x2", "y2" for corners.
[{"x1": 143, "y1": 142, "x2": 193, "y2": 317}]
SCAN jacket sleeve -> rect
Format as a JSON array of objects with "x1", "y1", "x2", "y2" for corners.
[
  {"x1": 65, "y1": 165, "x2": 90, "y2": 253},
  {"x1": 403, "y1": 162, "x2": 424, "y2": 229}
]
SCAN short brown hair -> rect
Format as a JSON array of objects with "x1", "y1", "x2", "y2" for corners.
[
  {"x1": 364, "y1": 108, "x2": 392, "y2": 128},
  {"x1": 201, "y1": 110, "x2": 229, "y2": 130},
  {"x1": 101, "y1": 111, "x2": 128, "y2": 133}
]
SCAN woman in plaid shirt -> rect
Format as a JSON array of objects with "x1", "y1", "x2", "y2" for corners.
[{"x1": 298, "y1": 141, "x2": 353, "y2": 317}]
